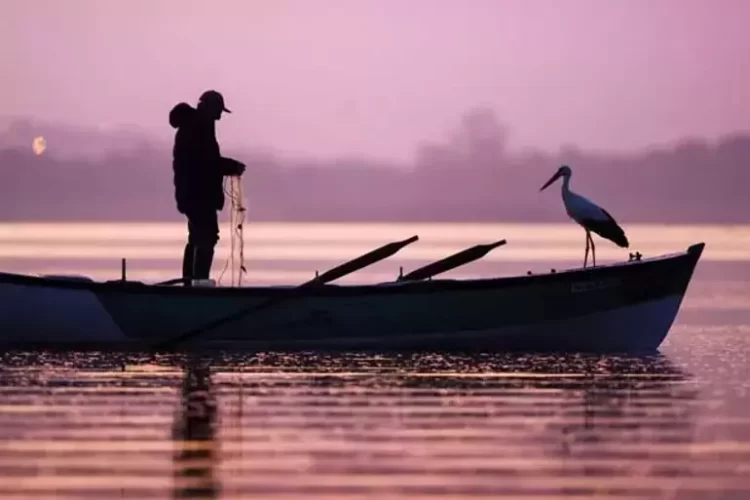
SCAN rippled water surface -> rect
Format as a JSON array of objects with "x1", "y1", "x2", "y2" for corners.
[
  {"x1": 1, "y1": 222, "x2": 750, "y2": 498},
  {"x1": 2, "y1": 346, "x2": 750, "y2": 499}
]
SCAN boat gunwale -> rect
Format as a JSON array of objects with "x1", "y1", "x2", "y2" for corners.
[{"x1": 0, "y1": 242, "x2": 705, "y2": 298}]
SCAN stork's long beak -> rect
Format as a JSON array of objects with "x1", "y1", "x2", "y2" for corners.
[{"x1": 540, "y1": 170, "x2": 562, "y2": 191}]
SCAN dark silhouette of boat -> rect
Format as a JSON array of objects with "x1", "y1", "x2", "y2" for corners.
[{"x1": 0, "y1": 242, "x2": 705, "y2": 353}]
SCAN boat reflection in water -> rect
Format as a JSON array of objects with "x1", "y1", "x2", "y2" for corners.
[
  {"x1": 170, "y1": 352, "x2": 700, "y2": 497},
  {"x1": 378, "y1": 353, "x2": 698, "y2": 463},
  {"x1": 0, "y1": 350, "x2": 720, "y2": 498},
  {"x1": 544, "y1": 355, "x2": 698, "y2": 466},
  {"x1": 172, "y1": 355, "x2": 218, "y2": 499}
]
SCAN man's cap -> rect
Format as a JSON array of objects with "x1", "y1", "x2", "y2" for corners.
[{"x1": 199, "y1": 90, "x2": 232, "y2": 113}]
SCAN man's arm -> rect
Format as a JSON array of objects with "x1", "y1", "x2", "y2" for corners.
[{"x1": 196, "y1": 119, "x2": 245, "y2": 176}]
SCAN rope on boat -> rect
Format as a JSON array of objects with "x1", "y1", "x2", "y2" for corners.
[{"x1": 218, "y1": 175, "x2": 247, "y2": 287}]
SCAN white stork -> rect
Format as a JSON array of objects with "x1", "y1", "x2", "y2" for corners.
[{"x1": 540, "y1": 165, "x2": 629, "y2": 268}]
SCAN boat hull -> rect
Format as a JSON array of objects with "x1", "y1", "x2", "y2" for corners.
[{"x1": 0, "y1": 243, "x2": 705, "y2": 352}]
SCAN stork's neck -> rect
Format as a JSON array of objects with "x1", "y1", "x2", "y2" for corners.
[{"x1": 560, "y1": 175, "x2": 571, "y2": 196}]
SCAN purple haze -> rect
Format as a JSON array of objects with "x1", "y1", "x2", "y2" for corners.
[{"x1": 4, "y1": 0, "x2": 750, "y2": 161}]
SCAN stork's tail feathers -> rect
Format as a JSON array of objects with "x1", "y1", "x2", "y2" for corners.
[{"x1": 611, "y1": 231, "x2": 629, "y2": 248}]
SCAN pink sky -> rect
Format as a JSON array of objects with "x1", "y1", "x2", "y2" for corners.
[{"x1": 4, "y1": 0, "x2": 750, "y2": 162}]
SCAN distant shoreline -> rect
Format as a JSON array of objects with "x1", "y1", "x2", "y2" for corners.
[{"x1": 3, "y1": 110, "x2": 749, "y2": 226}]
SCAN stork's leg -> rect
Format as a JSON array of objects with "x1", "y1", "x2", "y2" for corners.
[
  {"x1": 583, "y1": 231, "x2": 590, "y2": 268},
  {"x1": 589, "y1": 234, "x2": 596, "y2": 267}
]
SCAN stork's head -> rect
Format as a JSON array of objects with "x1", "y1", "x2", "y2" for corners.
[{"x1": 540, "y1": 165, "x2": 572, "y2": 191}]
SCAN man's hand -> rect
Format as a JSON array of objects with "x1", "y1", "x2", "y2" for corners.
[{"x1": 221, "y1": 157, "x2": 246, "y2": 176}]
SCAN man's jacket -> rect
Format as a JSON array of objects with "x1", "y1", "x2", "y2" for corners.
[{"x1": 169, "y1": 102, "x2": 227, "y2": 214}]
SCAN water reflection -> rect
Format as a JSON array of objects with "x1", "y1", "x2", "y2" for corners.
[
  {"x1": 172, "y1": 356, "x2": 217, "y2": 499},
  {"x1": 174, "y1": 352, "x2": 701, "y2": 497},
  {"x1": 2, "y1": 351, "x2": 746, "y2": 498}
]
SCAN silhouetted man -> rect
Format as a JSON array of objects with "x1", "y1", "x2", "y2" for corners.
[{"x1": 169, "y1": 90, "x2": 245, "y2": 284}]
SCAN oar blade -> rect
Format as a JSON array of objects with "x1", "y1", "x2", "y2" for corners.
[
  {"x1": 310, "y1": 235, "x2": 419, "y2": 285},
  {"x1": 399, "y1": 239, "x2": 507, "y2": 282}
]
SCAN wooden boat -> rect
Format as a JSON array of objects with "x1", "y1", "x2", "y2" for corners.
[{"x1": 0, "y1": 238, "x2": 705, "y2": 352}]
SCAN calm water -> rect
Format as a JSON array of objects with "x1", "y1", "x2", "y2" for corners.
[{"x1": 1, "y1": 222, "x2": 750, "y2": 499}]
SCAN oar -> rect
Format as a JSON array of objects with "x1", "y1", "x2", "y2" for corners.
[
  {"x1": 155, "y1": 277, "x2": 188, "y2": 286},
  {"x1": 397, "y1": 239, "x2": 507, "y2": 282},
  {"x1": 153, "y1": 235, "x2": 419, "y2": 349}
]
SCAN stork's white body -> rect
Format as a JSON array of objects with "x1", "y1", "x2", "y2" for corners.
[{"x1": 561, "y1": 177, "x2": 609, "y2": 225}]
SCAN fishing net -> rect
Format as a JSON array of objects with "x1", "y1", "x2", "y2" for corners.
[{"x1": 218, "y1": 176, "x2": 247, "y2": 286}]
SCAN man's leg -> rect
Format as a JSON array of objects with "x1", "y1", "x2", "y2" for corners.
[
  {"x1": 186, "y1": 209, "x2": 220, "y2": 281},
  {"x1": 181, "y1": 242, "x2": 195, "y2": 283}
]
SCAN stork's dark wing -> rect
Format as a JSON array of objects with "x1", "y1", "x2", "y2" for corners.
[{"x1": 583, "y1": 208, "x2": 629, "y2": 248}]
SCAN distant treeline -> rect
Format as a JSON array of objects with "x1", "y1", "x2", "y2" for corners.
[{"x1": 1, "y1": 108, "x2": 749, "y2": 223}]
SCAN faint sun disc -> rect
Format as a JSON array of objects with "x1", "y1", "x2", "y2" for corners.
[{"x1": 32, "y1": 136, "x2": 47, "y2": 156}]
